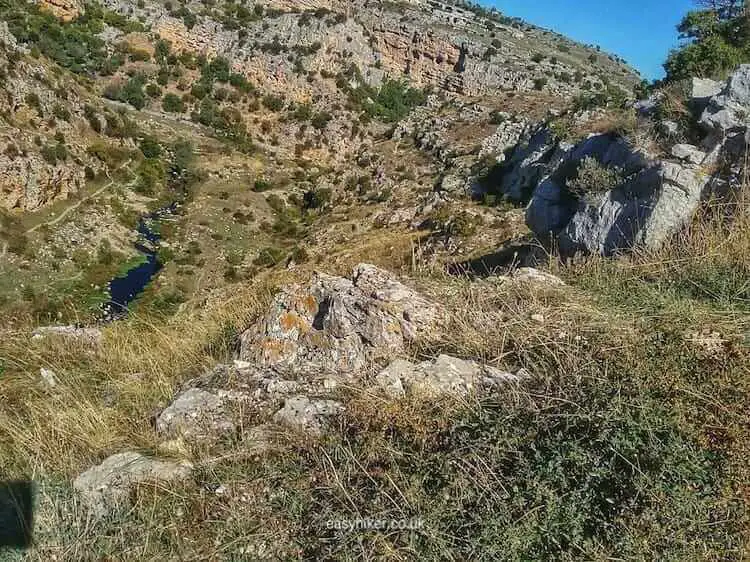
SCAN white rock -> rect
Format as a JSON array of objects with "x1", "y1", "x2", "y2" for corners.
[
  {"x1": 671, "y1": 144, "x2": 706, "y2": 165},
  {"x1": 376, "y1": 354, "x2": 524, "y2": 398},
  {"x1": 74, "y1": 452, "x2": 193, "y2": 518},
  {"x1": 39, "y1": 368, "x2": 58, "y2": 388}
]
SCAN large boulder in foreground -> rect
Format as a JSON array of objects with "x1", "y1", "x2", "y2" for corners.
[
  {"x1": 239, "y1": 264, "x2": 442, "y2": 374},
  {"x1": 550, "y1": 160, "x2": 708, "y2": 256}
]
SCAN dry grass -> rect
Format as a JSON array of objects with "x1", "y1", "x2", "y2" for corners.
[
  {"x1": 0, "y1": 277, "x2": 273, "y2": 479},
  {"x1": 0, "y1": 181, "x2": 748, "y2": 558}
]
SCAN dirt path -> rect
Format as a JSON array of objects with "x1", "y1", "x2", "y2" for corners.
[{"x1": 25, "y1": 160, "x2": 132, "y2": 235}]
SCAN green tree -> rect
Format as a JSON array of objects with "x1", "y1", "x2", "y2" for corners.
[{"x1": 665, "y1": 1, "x2": 750, "y2": 80}]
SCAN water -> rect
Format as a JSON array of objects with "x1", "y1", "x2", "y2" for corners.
[{"x1": 100, "y1": 204, "x2": 177, "y2": 320}]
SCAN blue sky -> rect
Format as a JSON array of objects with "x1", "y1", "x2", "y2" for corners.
[{"x1": 486, "y1": 0, "x2": 696, "y2": 80}]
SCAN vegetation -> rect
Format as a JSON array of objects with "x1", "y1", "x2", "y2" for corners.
[
  {"x1": 566, "y1": 156, "x2": 625, "y2": 198},
  {"x1": 665, "y1": 0, "x2": 749, "y2": 81}
]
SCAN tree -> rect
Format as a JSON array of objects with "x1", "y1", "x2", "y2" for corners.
[{"x1": 664, "y1": 0, "x2": 750, "y2": 81}]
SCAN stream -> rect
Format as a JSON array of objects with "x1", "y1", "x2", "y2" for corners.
[{"x1": 100, "y1": 203, "x2": 177, "y2": 320}]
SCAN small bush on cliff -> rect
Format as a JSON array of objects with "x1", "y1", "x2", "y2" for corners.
[{"x1": 566, "y1": 156, "x2": 624, "y2": 198}]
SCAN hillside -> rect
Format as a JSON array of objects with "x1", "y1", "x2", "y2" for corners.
[{"x1": 0, "y1": 0, "x2": 747, "y2": 559}]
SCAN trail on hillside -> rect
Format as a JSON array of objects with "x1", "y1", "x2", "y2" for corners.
[{"x1": 25, "y1": 160, "x2": 133, "y2": 235}]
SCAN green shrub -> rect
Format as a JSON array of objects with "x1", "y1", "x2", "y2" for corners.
[
  {"x1": 191, "y1": 81, "x2": 211, "y2": 99},
  {"x1": 302, "y1": 188, "x2": 332, "y2": 210},
  {"x1": 566, "y1": 156, "x2": 624, "y2": 198},
  {"x1": 53, "y1": 103, "x2": 71, "y2": 121},
  {"x1": 146, "y1": 83, "x2": 162, "y2": 98},
  {"x1": 310, "y1": 111, "x2": 333, "y2": 129},
  {"x1": 344, "y1": 77, "x2": 428, "y2": 123},
  {"x1": 253, "y1": 179, "x2": 273, "y2": 192},
  {"x1": 139, "y1": 136, "x2": 162, "y2": 159},
  {"x1": 162, "y1": 93, "x2": 185, "y2": 113},
  {"x1": 262, "y1": 94, "x2": 285, "y2": 111},
  {"x1": 253, "y1": 246, "x2": 286, "y2": 267},
  {"x1": 135, "y1": 158, "x2": 165, "y2": 195}
]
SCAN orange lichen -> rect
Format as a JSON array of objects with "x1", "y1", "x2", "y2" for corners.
[
  {"x1": 279, "y1": 312, "x2": 310, "y2": 333},
  {"x1": 301, "y1": 294, "x2": 318, "y2": 315}
]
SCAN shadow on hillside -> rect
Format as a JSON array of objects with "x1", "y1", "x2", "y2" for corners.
[{"x1": 447, "y1": 238, "x2": 550, "y2": 278}]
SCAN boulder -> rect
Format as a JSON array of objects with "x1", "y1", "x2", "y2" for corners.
[
  {"x1": 657, "y1": 120, "x2": 680, "y2": 137},
  {"x1": 690, "y1": 77, "x2": 723, "y2": 111},
  {"x1": 700, "y1": 65, "x2": 750, "y2": 134},
  {"x1": 239, "y1": 264, "x2": 442, "y2": 374},
  {"x1": 273, "y1": 396, "x2": 344, "y2": 436},
  {"x1": 73, "y1": 452, "x2": 193, "y2": 519},
  {"x1": 671, "y1": 143, "x2": 706, "y2": 165},
  {"x1": 554, "y1": 161, "x2": 708, "y2": 255},
  {"x1": 376, "y1": 354, "x2": 525, "y2": 398},
  {"x1": 155, "y1": 388, "x2": 247, "y2": 445},
  {"x1": 510, "y1": 267, "x2": 565, "y2": 287},
  {"x1": 39, "y1": 368, "x2": 58, "y2": 388},
  {"x1": 522, "y1": 129, "x2": 710, "y2": 256},
  {"x1": 498, "y1": 127, "x2": 560, "y2": 201}
]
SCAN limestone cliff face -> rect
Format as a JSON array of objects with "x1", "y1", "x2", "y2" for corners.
[
  {"x1": 0, "y1": 154, "x2": 85, "y2": 211},
  {"x1": 36, "y1": 0, "x2": 83, "y2": 21},
  {"x1": 106, "y1": 0, "x2": 635, "y2": 101},
  {"x1": 0, "y1": 28, "x2": 94, "y2": 211}
]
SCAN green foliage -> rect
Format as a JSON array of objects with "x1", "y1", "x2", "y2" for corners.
[
  {"x1": 135, "y1": 158, "x2": 165, "y2": 195},
  {"x1": 310, "y1": 111, "x2": 333, "y2": 129},
  {"x1": 302, "y1": 187, "x2": 331, "y2": 210},
  {"x1": 106, "y1": 76, "x2": 147, "y2": 109},
  {"x1": 138, "y1": 135, "x2": 162, "y2": 159},
  {"x1": 203, "y1": 56, "x2": 231, "y2": 83},
  {"x1": 262, "y1": 94, "x2": 285, "y2": 111},
  {"x1": 253, "y1": 246, "x2": 286, "y2": 267},
  {"x1": 53, "y1": 103, "x2": 71, "y2": 121},
  {"x1": 566, "y1": 156, "x2": 625, "y2": 199},
  {"x1": 252, "y1": 179, "x2": 273, "y2": 192},
  {"x1": 344, "y1": 74, "x2": 428, "y2": 123},
  {"x1": 40, "y1": 142, "x2": 67, "y2": 165},
  {"x1": 665, "y1": 5, "x2": 750, "y2": 81},
  {"x1": 228, "y1": 72, "x2": 252, "y2": 92},
  {"x1": 161, "y1": 93, "x2": 184, "y2": 113},
  {"x1": 190, "y1": 82, "x2": 211, "y2": 100},
  {"x1": 0, "y1": 0, "x2": 106, "y2": 74},
  {"x1": 145, "y1": 83, "x2": 162, "y2": 98}
]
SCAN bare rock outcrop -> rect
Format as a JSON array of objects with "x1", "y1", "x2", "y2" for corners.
[
  {"x1": 239, "y1": 263, "x2": 442, "y2": 374},
  {"x1": 37, "y1": 0, "x2": 83, "y2": 21}
]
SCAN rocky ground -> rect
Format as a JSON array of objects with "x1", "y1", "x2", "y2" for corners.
[{"x1": 0, "y1": 0, "x2": 748, "y2": 559}]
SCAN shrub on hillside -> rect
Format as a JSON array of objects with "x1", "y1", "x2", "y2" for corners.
[
  {"x1": 566, "y1": 156, "x2": 624, "y2": 198},
  {"x1": 162, "y1": 93, "x2": 185, "y2": 113}
]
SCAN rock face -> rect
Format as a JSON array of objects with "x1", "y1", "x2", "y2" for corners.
[
  {"x1": 155, "y1": 388, "x2": 242, "y2": 444},
  {"x1": 73, "y1": 452, "x2": 193, "y2": 518},
  {"x1": 700, "y1": 65, "x2": 750, "y2": 134},
  {"x1": 376, "y1": 354, "x2": 525, "y2": 398},
  {"x1": 239, "y1": 264, "x2": 441, "y2": 373},
  {"x1": 489, "y1": 66, "x2": 750, "y2": 256},
  {"x1": 557, "y1": 160, "x2": 708, "y2": 255}
]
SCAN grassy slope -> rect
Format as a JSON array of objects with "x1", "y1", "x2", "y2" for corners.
[{"x1": 0, "y1": 189, "x2": 746, "y2": 559}]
